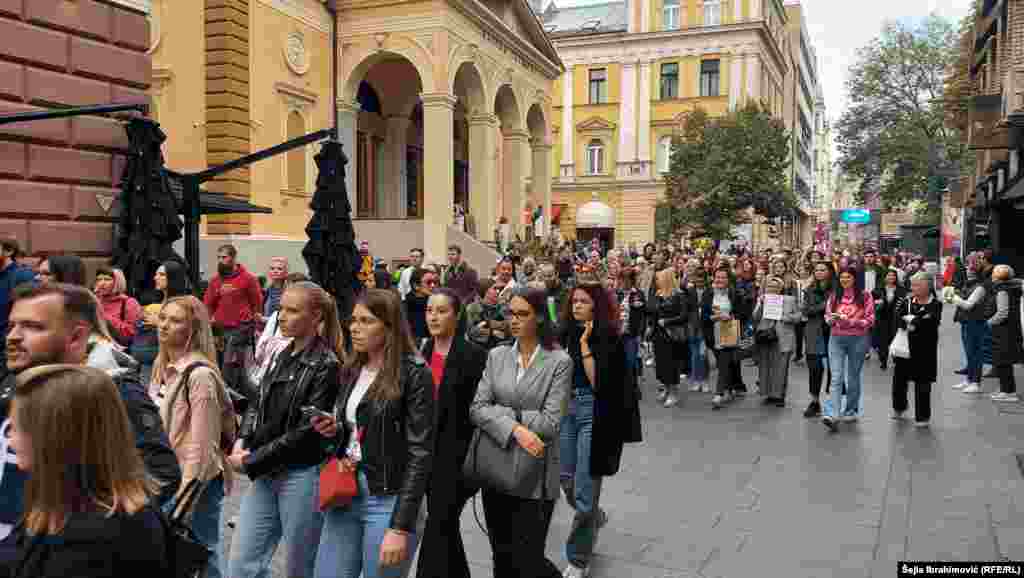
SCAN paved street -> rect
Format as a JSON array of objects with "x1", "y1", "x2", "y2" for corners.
[{"x1": 223, "y1": 304, "x2": 1024, "y2": 577}]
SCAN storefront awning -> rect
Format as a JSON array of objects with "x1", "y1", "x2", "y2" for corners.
[{"x1": 164, "y1": 170, "x2": 272, "y2": 215}]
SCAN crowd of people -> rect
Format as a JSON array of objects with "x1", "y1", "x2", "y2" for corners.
[{"x1": 0, "y1": 233, "x2": 1020, "y2": 578}]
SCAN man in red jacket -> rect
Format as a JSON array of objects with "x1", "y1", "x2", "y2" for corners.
[{"x1": 204, "y1": 244, "x2": 263, "y2": 391}]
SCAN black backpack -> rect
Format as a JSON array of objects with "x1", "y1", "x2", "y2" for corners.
[{"x1": 159, "y1": 478, "x2": 212, "y2": 578}]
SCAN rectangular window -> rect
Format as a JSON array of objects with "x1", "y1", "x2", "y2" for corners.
[
  {"x1": 663, "y1": 0, "x2": 680, "y2": 30},
  {"x1": 589, "y1": 69, "x2": 607, "y2": 104},
  {"x1": 700, "y1": 59, "x2": 720, "y2": 97},
  {"x1": 703, "y1": 0, "x2": 720, "y2": 25},
  {"x1": 660, "y1": 63, "x2": 679, "y2": 100},
  {"x1": 586, "y1": 141, "x2": 604, "y2": 174}
]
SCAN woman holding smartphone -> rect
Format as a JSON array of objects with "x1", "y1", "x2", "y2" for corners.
[
  {"x1": 822, "y1": 268, "x2": 875, "y2": 433},
  {"x1": 311, "y1": 289, "x2": 434, "y2": 578}
]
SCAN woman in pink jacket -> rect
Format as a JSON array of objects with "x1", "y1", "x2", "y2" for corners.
[{"x1": 822, "y1": 267, "x2": 875, "y2": 433}]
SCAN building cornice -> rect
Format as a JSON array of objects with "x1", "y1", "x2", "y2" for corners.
[
  {"x1": 446, "y1": 0, "x2": 564, "y2": 79},
  {"x1": 258, "y1": 0, "x2": 331, "y2": 33},
  {"x1": 106, "y1": 0, "x2": 151, "y2": 14}
]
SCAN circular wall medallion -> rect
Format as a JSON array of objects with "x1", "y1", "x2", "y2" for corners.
[{"x1": 284, "y1": 32, "x2": 310, "y2": 75}]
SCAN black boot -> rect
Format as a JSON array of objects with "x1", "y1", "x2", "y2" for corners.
[{"x1": 803, "y1": 400, "x2": 821, "y2": 417}]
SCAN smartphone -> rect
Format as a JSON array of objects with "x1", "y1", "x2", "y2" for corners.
[{"x1": 301, "y1": 406, "x2": 333, "y2": 420}]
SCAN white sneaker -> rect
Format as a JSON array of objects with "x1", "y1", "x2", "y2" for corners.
[
  {"x1": 952, "y1": 381, "x2": 966, "y2": 390},
  {"x1": 962, "y1": 383, "x2": 982, "y2": 394},
  {"x1": 645, "y1": 358, "x2": 654, "y2": 367},
  {"x1": 712, "y1": 394, "x2": 724, "y2": 407},
  {"x1": 891, "y1": 411, "x2": 906, "y2": 420},
  {"x1": 840, "y1": 415, "x2": 858, "y2": 423},
  {"x1": 563, "y1": 564, "x2": 589, "y2": 578},
  {"x1": 914, "y1": 421, "x2": 929, "y2": 428},
  {"x1": 664, "y1": 394, "x2": 679, "y2": 408},
  {"x1": 689, "y1": 382, "x2": 702, "y2": 392},
  {"x1": 701, "y1": 384, "x2": 713, "y2": 393},
  {"x1": 993, "y1": 392, "x2": 1020, "y2": 402}
]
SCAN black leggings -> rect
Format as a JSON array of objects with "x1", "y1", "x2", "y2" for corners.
[
  {"x1": 997, "y1": 364, "x2": 1018, "y2": 394},
  {"x1": 807, "y1": 354, "x2": 831, "y2": 398}
]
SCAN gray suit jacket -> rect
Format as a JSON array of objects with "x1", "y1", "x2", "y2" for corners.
[
  {"x1": 753, "y1": 294, "x2": 802, "y2": 353},
  {"x1": 469, "y1": 343, "x2": 571, "y2": 500}
]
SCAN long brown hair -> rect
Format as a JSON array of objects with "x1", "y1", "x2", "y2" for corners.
[
  {"x1": 151, "y1": 295, "x2": 218, "y2": 387},
  {"x1": 14, "y1": 365, "x2": 154, "y2": 534},
  {"x1": 350, "y1": 289, "x2": 418, "y2": 402}
]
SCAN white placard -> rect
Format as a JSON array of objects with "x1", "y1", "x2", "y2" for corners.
[{"x1": 763, "y1": 294, "x2": 784, "y2": 321}]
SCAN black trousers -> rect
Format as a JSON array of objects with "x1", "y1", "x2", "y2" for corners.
[
  {"x1": 807, "y1": 354, "x2": 830, "y2": 398},
  {"x1": 417, "y1": 480, "x2": 479, "y2": 578},
  {"x1": 997, "y1": 364, "x2": 1018, "y2": 394},
  {"x1": 481, "y1": 490, "x2": 561, "y2": 578},
  {"x1": 892, "y1": 360, "x2": 932, "y2": 421},
  {"x1": 794, "y1": 322, "x2": 806, "y2": 358}
]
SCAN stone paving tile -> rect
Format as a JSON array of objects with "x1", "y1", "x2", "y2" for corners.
[{"x1": 220, "y1": 305, "x2": 1024, "y2": 577}]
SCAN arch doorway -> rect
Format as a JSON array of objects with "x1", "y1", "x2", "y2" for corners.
[{"x1": 575, "y1": 194, "x2": 615, "y2": 251}]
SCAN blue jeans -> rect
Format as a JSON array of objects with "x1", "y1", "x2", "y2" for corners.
[
  {"x1": 164, "y1": 476, "x2": 226, "y2": 578},
  {"x1": 963, "y1": 319, "x2": 988, "y2": 383},
  {"x1": 228, "y1": 466, "x2": 322, "y2": 578},
  {"x1": 688, "y1": 335, "x2": 706, "y2": 383},
  {"x1": 623, "y1": 336, "x2": 640, "y2": 381},
  {"x1": 559, "y1": 385, "x2": 602, "y2": 569},
  {"x1": 826, "y1": 334, "x2": 869, "y2": 418},
  {"x1": 315, "y1": 470, "x2": 419, "y2": 578}
]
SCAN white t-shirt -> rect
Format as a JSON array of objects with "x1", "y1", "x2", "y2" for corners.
[{"x1": 344, "y1": 366, "x2": 378, "y2": 462}]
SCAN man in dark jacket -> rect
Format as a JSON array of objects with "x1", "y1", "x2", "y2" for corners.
[
  {"x1": 0, "y1": 239, "x2": 36, "y2": 367},
  {"x1": 0, "y1": 283, "x2": 181, "y2": 540}
]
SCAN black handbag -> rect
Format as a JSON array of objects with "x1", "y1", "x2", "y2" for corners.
[
  {"x1": 754, "y1": 325, "x2": 778, "y2": 345},
  {"x1": 161, "y1": 478, "x2": 213, "y2": 578}
]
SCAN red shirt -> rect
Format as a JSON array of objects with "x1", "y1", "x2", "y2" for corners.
[
  {"x1": 203, "y1": 264, "x2": 264, "y2": 329},
  {"x1": 429, "y1": 350, "x2": 445, "y2": 401}
]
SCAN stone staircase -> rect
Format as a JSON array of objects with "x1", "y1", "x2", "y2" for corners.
[{"x1": 447, "y1": 226, "x2": 502, "y2": 277}]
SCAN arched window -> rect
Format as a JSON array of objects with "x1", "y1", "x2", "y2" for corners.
[
  {"x1": 663, "y1": 0, "x2": 680, "y2": 30},
  {"x1": 586, "y1": 139, "x2": 604, "y2": 175},
  {"x1": 658, "y1": 136, "x2": 673, "y2": 174},
  {"x1": 286, "y1": 110, "x2": 306, "y2": 193}
]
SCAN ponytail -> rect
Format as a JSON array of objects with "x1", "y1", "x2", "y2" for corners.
[{"x1": 284, "y1": 281, "x2": 346, "y2": 361}]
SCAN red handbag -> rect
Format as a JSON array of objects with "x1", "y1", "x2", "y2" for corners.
[{"x1": 318, "y1": 456, "x2": 358, "y2": 510}]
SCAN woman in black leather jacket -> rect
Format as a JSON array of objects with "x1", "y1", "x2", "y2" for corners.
[
  {"x1": 226, "y1": 281, "x2": 342, "y2": 578},
  {"x1": 311, "y1": 288, "x2": 434, "y2": 578},
  {"x1": 647, "y1": 269, "x2": 690, "y2": 408}
]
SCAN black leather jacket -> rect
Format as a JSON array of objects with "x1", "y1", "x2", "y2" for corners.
[
  {"x1": 331, "y1": 355, "x2": 434, "y2": 533},
  {"x1": 240, "y1": 338, "x2": 341, "y2": 479}
]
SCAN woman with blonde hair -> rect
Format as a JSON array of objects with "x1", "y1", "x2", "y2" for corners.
[
  {"x1": 647, "y1": 267, "x2": 689, "y2": 407},
  {"x1": 151, "y1": 295, "x2": 235, "y2": 578},
  {"x1": 227, "y1": 281, "x2": 342, "y2": 578},
  {"x1": 3, "y1": 365, "x2": 167, "y2": 576}
]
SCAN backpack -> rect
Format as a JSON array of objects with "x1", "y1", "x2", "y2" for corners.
[
  {"x1": 175, "y1": 362, "x2": 239, "y2": 453},
  {"x1": 159, "y1": 478, "x2": 212, "y2": 578}
]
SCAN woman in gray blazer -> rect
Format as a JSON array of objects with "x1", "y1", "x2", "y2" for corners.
[
  {"x1": 753, "y1": 276, "x2": 803, "y2": 407},
  {"x1": 469, "y1": 287, "x2": 571, "y2": 578}
]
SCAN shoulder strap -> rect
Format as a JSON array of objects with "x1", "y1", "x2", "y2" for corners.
[{"x1": 176, "y1": 361, "x2": 212, "y2": 414}]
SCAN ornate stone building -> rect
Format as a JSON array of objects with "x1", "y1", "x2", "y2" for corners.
[
  {"x1": 151, "y1": 0, "x2": 562, "y2": 273},
  {"x1": 542, "y1": 0, "x2": 790, "y2": 249}
]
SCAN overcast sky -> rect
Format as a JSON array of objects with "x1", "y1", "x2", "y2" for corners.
[{"x1": 546, "y1": 0, "x2": 974, "y2": 124}]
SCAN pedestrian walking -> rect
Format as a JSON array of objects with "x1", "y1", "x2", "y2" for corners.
[
  {"x1": 873, "y1": 269, "x2": 906, "y2": 371},
  {"x1": 891, "y1": 271, "x2": 942, "y2": 426},
  {"x1": 416, "y1": 289, "x2": 486, "y2": 578},
  {"x1": 469, "y1": 287, "x2": 571, "y2": 578},
  {"x1": 702, "y1": 267, "x2": 754, "y2": 410},
  {"x1": 752, "y1": 276, "x2": 801, "y2": 407},
  {"x1": 648, "y1": 268, "x2": 688, "y2": 407},
  {"x1": 558, "y1": 275, "x2": 641, "y2": 578},
  {"x1": 801, "y1": 261, "x2": 832, "y2": 418},
  {"x1": 311, "y1": 289, "x2": 434, "y2": 578},
  {"x1": 822, "y1": 268, "x2": 875, "y2": 433},
  {"x1": 949, "y1": 258, "x2": 993, "y2": 394}
]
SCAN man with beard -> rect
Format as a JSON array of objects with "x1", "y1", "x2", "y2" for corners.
[
  {"x1": 0, "y1": 283, "x2": 180, "y2": 543},
  {"x1": 0, "y1": 239, "x2": 35, "y2": 369},
  {"x1": 442, "y1": 244, "x2": 479, "y2": 304},
  {"x1": 204, "y1": 244, "x2": 263, "y2": 396}
]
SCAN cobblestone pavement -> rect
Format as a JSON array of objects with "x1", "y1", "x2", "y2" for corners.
[{"x1": 221, "y1": 305, "x2": 1024, "y2": 577}]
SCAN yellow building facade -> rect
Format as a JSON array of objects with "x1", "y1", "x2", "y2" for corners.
[
  {"x1": 543, "y1": 0, "x2": 789, "y2": 249},
  {"x1": 150, "y1": 0, "x2": 562, "y2": 273}
]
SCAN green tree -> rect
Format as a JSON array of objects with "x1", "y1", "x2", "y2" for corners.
[
  {"x1": 657, "y1": 102, "x2": 795, "y2": 242},
  {"x1": 836, "y1": 14, "x2": 963, "y2": 209}
]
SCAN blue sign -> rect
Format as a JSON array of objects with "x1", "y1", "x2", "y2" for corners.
[{"x1": 840, "y1": 209, "x2": 872, "y2": 224}]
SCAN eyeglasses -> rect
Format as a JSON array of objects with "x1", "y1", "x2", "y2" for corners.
[{"x1": 508, "y1": 309, "x2": 533, "y2": 320}]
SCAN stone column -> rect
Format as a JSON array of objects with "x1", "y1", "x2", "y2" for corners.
[
  {"x1": 384, "y1": 115, "x2": 408, "y2": 218},
  {"x1": 468, "y1": 113, "x2": 498, "y2": 241},
  {"x1": 421, "y1": 93, "x2": 456, "y2": 263},
  {"x1": 502, "y1": 129, "x2": 529, "y2": 239},
  {"x1": 637, "y1": 61, "x2": 651, "y2": 169},
  {"x1": 532, "y1": 141, "x2": 553, "y2": 237},
  {"x1": 729, "y1": 56, "x2": 742, "y2": 110},
  {"x1": 337, "y1": 100, "x2": 361, "y2": 214},
  {"x1": 617, "y1": 61, "x2": 637, "y2": 177},
  {"x1": 750, "y1": 0, "x2": 761, "y2": 19},
  {"x1": 640, "y1": 0, "x2": 650, "y2": 32},
  {"x1": 746, "y1": 53, "x2": 761, "y2": 104},
  {"x1": 560, "y1": 69, "x2": 575, "y2": 181}
]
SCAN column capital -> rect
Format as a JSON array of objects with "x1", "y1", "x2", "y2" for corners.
[
  {"x1": 468, "y1": 113, "x2": 499, "y2": 127},
  {"x1": 420, "y1": 92, "x2": 458, "y2": 110},
  {"x1": 337, "y1": 99, "x2": 361, "y2": 115},
  {"x1": 531, "y1": 141, "x2": 553, "y2": 151},
  {"x1": 502, "y1": 128, "x2": 531, "y2": 141}
]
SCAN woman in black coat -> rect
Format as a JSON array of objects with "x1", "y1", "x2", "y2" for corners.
[
  {"x1": 647, "y1": 268, "x2": 689, "y2": 407},
  {"x1": 891, "y1": 271, "x2": 942, "y2": 426},
  {"x1": 416, "y1": 289, "x2": 487, "y2": 578},
  {"x1": 987, "y1": 266, "x2": 1024, "y2": 400},
  {"x1": 872, "y1": 269, "x2": 907, "y2": 371}
]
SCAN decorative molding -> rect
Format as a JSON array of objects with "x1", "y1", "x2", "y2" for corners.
[
  {"x1": 275, "y1": 81, "x2": 318, "y2": 107},
  {"x1": 146, "y1": 0, "x2": 162, "y2": 54},
  {"x1": 284, "y1": 31, "x2": 311, "y2": 75},
  {"x1": 420, "y1": 93, "x2": 459, "y2": 110},
  {"x1": 95, "y1": 191, "x2": 116, "y2": 214},
  {"x1": 257, "y1": 0, "x2": 331, "y2": 33},
  {"x1": 576, "y1": 116, "x2": 616, "y2": 133},
  {"x1": 107, "y1": 0, "x2": 151, "y2": 14}
]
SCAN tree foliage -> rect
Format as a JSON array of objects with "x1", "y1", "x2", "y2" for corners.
[
  {"x1": 657, "y1": 102, "x2": 795, "y2": 242},
  {"x1": 836, "y1": 15, "x2": 963, "y2": 209}
]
